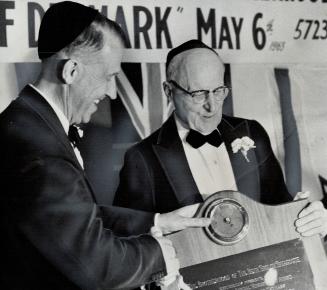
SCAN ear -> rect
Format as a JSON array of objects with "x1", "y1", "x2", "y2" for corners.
[
  {"x1": 163, "y1": 81, "x2": 173, "y2": 102},
  {"x1": 61, "y1": 59, "x2": 79, "y2": 85}
]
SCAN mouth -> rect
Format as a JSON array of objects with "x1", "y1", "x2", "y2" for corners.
[{"x1": 203, "y1": 114, "x2": 216, "y2": 119}]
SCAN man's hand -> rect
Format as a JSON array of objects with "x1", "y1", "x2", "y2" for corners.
[
  {"x1": 295, "y1": 201, "x2": 327, "y2": 238},
  {"x1": 156, "y1": 204, "x2": 211, "y2": 235}
]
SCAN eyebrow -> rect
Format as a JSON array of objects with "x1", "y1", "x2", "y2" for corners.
[{"x1": 190, "y1": 85, "x2": 226, "y2": 93}]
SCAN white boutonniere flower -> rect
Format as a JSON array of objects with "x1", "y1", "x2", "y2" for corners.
[{"x1": 231, "y1": 136, "x2": 256, "y2": 162}]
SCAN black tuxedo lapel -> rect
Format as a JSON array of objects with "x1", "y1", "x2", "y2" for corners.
[
  {"x1": 219, "y1": 116, "x2": 260, "y2": 201},
  {"x1": 19, "y1": 86, "x2": 99, "y2": 202},
  {"x1": 152, "y1": 114, "x2": 261, "y2": 204},
  {"x1": 153, "y1": 116, "x2": 203, "y2": 206},
  {"x1": 19, "y1": 85, "x2": 84, "y2": 172}
]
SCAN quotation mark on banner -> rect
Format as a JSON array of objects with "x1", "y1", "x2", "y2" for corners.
[{"x1": 177, "y1": 7, "x2": 183, "y2": 13}]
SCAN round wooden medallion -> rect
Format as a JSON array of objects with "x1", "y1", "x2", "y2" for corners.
[{"x1": 201, "y1": 192, "x2": 249, "y2": 245}]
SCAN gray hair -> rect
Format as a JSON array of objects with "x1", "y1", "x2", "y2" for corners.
[{"x1": 61, "y1": 14, "x2": 126, "y2": 58}]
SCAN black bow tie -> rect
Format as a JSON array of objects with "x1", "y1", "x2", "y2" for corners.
[
  {"x1": 186, "y1": 129, "x2": 223, "y2": 148},
  {"x1": 68, "y1": 125, "x2": 81, "y2": 148}
]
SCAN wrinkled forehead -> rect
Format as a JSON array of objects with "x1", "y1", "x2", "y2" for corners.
[{"x1": 175, "y1": 48, "x2": 225, "y2": 86}]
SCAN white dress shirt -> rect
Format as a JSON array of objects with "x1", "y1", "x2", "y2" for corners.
[
  {"x1": 175, "y1": 115, "x2": 237, "y2": 198},
  {"x1": 29, "y1": 84, "x2": 84, "y2": 169}
]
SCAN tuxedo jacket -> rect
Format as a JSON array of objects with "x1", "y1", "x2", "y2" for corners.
[
  {"x1": 0, "y1": 85, "x2": 166, "y2": 290},
  {"x1": 114, "y1": 114, "x2": 293, "y2": 213}
]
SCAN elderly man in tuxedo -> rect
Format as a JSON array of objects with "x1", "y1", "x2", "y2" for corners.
[
  {"x1": 114, "y1": 39, "x2": 327, "y2": 238},
  {"x1": 0, "y1": 3, "x2": 211, "y2": 290}
]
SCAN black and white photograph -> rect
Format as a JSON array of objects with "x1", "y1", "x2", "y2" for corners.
[{"x1": 0, "y1": 0, "x2": 326, "y2": 289}]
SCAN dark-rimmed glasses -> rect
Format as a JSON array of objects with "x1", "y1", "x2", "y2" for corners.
[{"x1": 169, "y1": 80, "x2": 230, "y2": 104}]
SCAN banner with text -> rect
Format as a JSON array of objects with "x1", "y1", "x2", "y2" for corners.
[{"x1": 0, "y1": 0, "x2": 327, "y2": 63}]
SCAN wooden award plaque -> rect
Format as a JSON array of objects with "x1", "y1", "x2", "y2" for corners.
[{"x1": 167, "y1": 191, "x2": 327, "y2": 290}]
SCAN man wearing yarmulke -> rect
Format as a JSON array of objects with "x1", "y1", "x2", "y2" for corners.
[
  {"x1": 0, "y1": 2, "x2": 211, "y2": 289},
  {"x1": 115, "y1": 39, "x2": 327, "y2": 239}
]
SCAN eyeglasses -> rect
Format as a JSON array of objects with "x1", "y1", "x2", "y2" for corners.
[{"x1": 169, "y1": 80, "x2": 230, "y2": 104}]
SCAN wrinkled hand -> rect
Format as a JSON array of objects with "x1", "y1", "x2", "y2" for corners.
[
  {"x1": 156, "y1": 203, "x2": 211, "y2": 235},
  {"x1": 295, "y1": 201, "x2": 327, "y2": 238}
]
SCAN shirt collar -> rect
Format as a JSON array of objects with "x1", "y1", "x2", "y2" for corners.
[{"x1": 29, "y1": 84, "x2": 70, "y2": 135}]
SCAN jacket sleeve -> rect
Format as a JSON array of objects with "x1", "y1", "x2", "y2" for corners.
[
  {"x1": 14, "y1": 157, "x2": 166, "y2": 290},
  {"x1": 114, "y1": 148, "x2": 156, "y2": 213},
  {"x1": 98, "y1": 204, "x2": 155, "y2": 237},
  {"x1": 249, "y1": 120, "x2": 293, "y2": 204}
]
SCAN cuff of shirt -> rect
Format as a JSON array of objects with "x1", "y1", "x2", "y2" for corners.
[{"x1": 151, "y1": 213, "x2": 163, "y2": 237}]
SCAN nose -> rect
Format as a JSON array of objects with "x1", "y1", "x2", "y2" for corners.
[
  {"x1": 203, "y1": 91, "x2": 217, "y2": 112},
  {"x1": 105, "y1": 78, "x2": 117, "y2": 100}
]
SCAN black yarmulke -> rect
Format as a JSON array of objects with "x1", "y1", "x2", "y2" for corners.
[
  {"x1": 38, "y1": 1, "x2": 99, "y2": 59},
  {"x1": 166, "y1": 39, "x2": 217, "y2": 71}
]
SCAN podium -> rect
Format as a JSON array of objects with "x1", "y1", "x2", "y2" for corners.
[{"x1": 168, "y1": 191, "x2": 327, "y2": 290}]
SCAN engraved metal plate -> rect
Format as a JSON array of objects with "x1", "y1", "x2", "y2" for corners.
[
  {"x1": 203, "y1": 197, "x2": 249, "y2": 245},
  {"x1": 180, "y1": 239, "x2": 314, "y2": 290}
]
